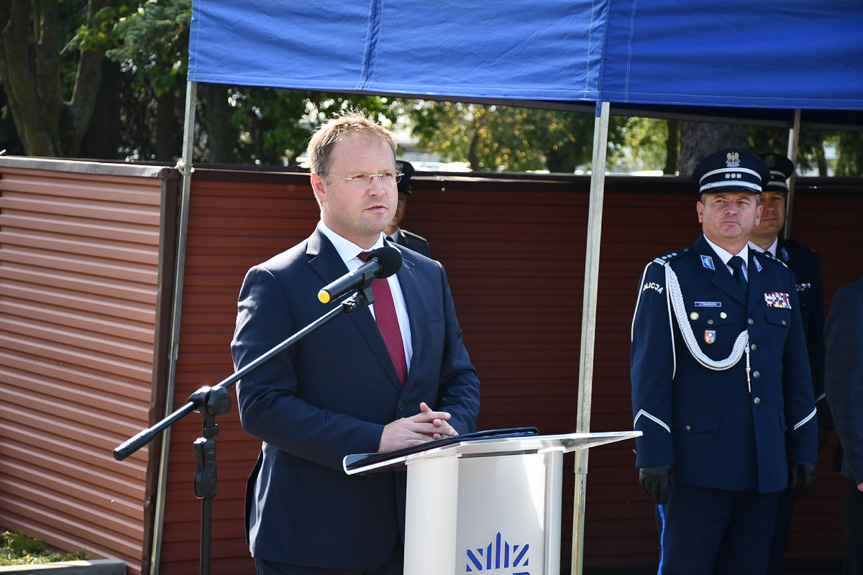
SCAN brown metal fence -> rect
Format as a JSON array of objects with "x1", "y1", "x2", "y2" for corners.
[{"x1": 1, "y1": 158, "x2": 859, "y2": 574}]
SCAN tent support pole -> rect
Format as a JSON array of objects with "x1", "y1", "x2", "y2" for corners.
[
  {"x1": 150, "y1": 79, "x2": 198, "y2": 575},
  {"x1": 571, "y1": 100, "x2": 610, "y2": 575},
  {"x1": 783, "y1": 108, "x2": 801, "y2": 239}
]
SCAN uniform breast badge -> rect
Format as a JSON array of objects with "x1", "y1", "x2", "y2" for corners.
[
  {"x1": 764, "y1": 292, "x2": 792, "y2": 309},
  {"x1": 704, "y1": 330, "x2": 716, "y2": 344}
]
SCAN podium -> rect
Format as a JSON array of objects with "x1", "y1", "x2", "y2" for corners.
[{"x1": 344, "y1": 430, "x2": 640, "y2": 575}]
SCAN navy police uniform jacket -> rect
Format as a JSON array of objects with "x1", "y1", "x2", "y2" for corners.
[
  {"x1": 389, "y1": 228, "x2": 431, "y2": 258},
  {"x1": 631, "y1": 235, "x2": 818, "y2": 493},
  {"x1": 776, "y1": 238, "x2": 831, "y2": 428}
]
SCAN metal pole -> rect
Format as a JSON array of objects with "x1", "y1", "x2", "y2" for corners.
[
  {"x1": 783, "y1": 108, "x2": 801, "y2": 239},
  {"x1": 571, "y1": 100, "x2": 610, "y2": 575},
  {"x1": 150, "y1": 79, "x2": 198, "y2": 575}
]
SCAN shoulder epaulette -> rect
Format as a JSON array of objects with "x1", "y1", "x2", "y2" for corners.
[
  {"x1": 402, "y1": 229, "x2": 428, "y2": 242},
  {"x1": 757, "y1": 250, "x2": 789, "y2": 269},
  {"x1": 652, "y1": 247, "x2": 689, "y2": 266}
]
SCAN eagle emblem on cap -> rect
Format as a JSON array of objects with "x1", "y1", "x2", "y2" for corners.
[
  {"x1": 763, "y1": 154, "x2": 776, "y2": 167},
  {"x1": 726, "y1": 151, "x2": 740, "y2": 167}
]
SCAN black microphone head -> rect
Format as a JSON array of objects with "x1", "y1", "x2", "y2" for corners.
[{"x1": 367, "y1": 246, "x2": 402, "y2": 278}]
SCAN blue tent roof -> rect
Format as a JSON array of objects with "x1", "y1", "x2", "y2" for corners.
[{"x1": 188, "y1": 0, "x2": 863, "y2": 117}]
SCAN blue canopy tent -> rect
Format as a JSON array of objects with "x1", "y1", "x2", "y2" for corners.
[{"x1": 172, "y1": 1, "x2": 863, "y2": 573}]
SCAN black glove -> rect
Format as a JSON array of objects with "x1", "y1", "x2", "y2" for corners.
[
  {"x1": 639, "y1": 465, "x2": 674, "y2": 505},
  {"x1": 789, "y1": 461, "x2": 817, "y2": 499}
]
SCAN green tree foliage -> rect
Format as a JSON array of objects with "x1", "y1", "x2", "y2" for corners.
[
  {"x1": 408, "y1": 101, "x2": 595, "y2": 172},
  {"x1": 834, "y1": 132, "x2": 863, "y2": 176},
  {"x1": 608, "y1": 117, "x2": 668, "y2": 173},
  {"x1": 0, "y1": 0, "x2": 859, "y2": 176},
  {"x1": 105, "y1": 0, "x2": 190, "y2": 97},
  {"x1": 229, "y1": 89, "x2": 401, "y2": 166}
]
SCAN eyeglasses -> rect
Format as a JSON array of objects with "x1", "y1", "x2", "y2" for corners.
[{"x1": 319, "y1": 171, "x2": 403, "y2": 187}]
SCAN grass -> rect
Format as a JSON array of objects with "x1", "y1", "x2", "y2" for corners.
[{"x1": 1, "y1": 530, "x2": 87, "y2": 566}]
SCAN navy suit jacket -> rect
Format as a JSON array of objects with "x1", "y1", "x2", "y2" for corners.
[
  {"x1": 631, "y1": 235, "x2": 818, "y2": 493},
  {"x1": 824, "y1": 279, "x2": 863, "y2": 483},
  {"x1": 231, "y1": 225, "x2": 480, "y2": 568}
]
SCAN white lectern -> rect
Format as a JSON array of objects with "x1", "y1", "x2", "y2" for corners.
[{"x1": 344, "y1": 430, "x2": 640, "y2": 575}]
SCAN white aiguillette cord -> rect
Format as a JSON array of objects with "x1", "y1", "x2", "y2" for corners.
[{"x1": 665, "y1": 264, "x2": 752, "y2": 392}]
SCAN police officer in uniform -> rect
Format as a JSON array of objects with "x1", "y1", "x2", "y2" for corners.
[
  {"x1": 384, "y1": 160, "x2": 431, "y2": 257},
  {"x1": 750, "y1": 153, "x2": 833, "y2": 575},
  {"x1": 631, "y1": 148, "x2": 819, "y2": 575}
]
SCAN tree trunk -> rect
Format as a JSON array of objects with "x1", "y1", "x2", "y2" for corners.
[
  {"x1": 81, "y1": 59, "x2": 120, "y2": 159},
  {"x1": 664, "y1": 119, "x2": 679, "y2": 175},
  {"x1": 679, "y1": 121, "x2": 749, "y2": 175},
  {"x1": 199, "y1": 83, "x2": 236, "y2": 164},
  {"x1": 154, "y1": 87, "x2": 177, "y2": 161},
  {"x1": 0, "y1": 0, "x2": 106, "y2": 157}
]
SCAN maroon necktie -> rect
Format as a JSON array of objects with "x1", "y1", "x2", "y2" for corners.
[{"x1": 358, "y1": 252, "x2": 407, "y2": 385}]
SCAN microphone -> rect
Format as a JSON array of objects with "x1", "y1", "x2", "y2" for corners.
[{"x1": 318, "y1": 246, "x2": 402, "y2": 304}]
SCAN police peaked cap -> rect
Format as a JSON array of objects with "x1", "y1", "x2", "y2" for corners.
[
  {"x1": 757, "y1": 153, "x2": 795, "y2": 193},
  {"x1": 692, "y1": 148, "x2": 771, "y2": 195},
  {"x1": 396, "y1": 160, "x2": 414, "y2": 195}
]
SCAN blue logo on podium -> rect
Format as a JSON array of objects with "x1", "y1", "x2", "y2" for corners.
[{"x1": 466, "y1": 532, "x2": 529, "y2": 575}]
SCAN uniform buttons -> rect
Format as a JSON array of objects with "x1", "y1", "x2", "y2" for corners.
[
  {"x1": 398, "y1": 403, "x2": 406, "y2": 411},
  {"x1": 750, "y1": 343, "x2": 757, "y2": 351},
  {"x1": 684, "y1": 425, "x2": 691, "y2": 431},
  {"x1": 720, "y1": 312, "x2": 727, "y2": 319},
  {"x1": 748, "y1": 318, "x2": 755, "y2": 325},
  {"x1": 753, "y1": 371, "x2": 760, "y2": 379},
  {"x1": 707, "y1": 319, "x2": 714, "y2": 325},
  {"x1": 781, "y1": 320, "x2": 787, "y2": 326},
  {"x1": 754, "y1": 397, "x2": 761, "y2": 405}
]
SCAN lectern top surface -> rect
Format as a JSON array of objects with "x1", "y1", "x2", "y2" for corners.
[
  {"x1": 343, "y1": 429, "x2": 641, "y2": 475},
  {"x1": 343, "y1": 427, "x2": 539, "y2": 474}
]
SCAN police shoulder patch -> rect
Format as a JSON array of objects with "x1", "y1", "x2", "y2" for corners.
[
  {"x1": 653, "y1": 248, "x2": 688, "y2": 266},
  {"x1": 758, "y1": 250, "x2": 789, "y2": 269}
]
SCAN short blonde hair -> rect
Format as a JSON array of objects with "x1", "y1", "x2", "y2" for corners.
[{"x1": 307, "y1": 110, "x2": 398, "y2": 175}]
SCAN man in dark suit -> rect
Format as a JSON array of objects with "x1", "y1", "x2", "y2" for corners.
[
  {"x1": 384, "y1": 160, "x2": 431, "y2": 257},
  {"x1": 631, "y1": 148, "x2": 818, "y2": 574},
  {"x1": 824, "y1": 278, "x2": 863, "y2": 575},
  {"x1": 751, "y1": 153, "x2": 833, "y2": 574},
  {"x1": 232, "y1": 111, "x2": 481, "y2": 575}
]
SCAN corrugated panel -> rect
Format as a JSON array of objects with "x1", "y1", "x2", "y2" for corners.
[
  {"x1": 0, "y1": 161, "x2": 175, "y2": 575},
  {"x1": 160, "y1": 168, "x2": 856, "y2": 574}
]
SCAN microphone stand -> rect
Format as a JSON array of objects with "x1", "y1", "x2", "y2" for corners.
[{"x1": 113, "y1": 285, "x2": 376, "y2": 575}]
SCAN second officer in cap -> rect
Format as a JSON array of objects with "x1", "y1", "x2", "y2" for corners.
[
  {"x1": 630, "y1": 148, "x2": 818, "y2": 574},
  {"x1": 751, "y1": 153, "x2": 832, "y2": 575},
  {"x1": 384, "y1": 160, "x2": 431, "y2": 257}
]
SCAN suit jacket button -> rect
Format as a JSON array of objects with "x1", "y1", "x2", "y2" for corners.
[{"x1": 754, "y1": 397, "x2": 761, "y2": 405}]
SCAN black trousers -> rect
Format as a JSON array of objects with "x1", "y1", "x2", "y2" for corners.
[{"x1": 657, "y1": 483, "x2": 779, "y2": 575}]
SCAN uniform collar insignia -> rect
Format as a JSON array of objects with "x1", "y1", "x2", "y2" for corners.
[
  {"x1": 752, "y1": 255, "x2": 763, "y2": 273},
  {"x1": 780, "y1": 246, "x2": 790, "y2": 261},
  {"x1": 700, "y1": 255, "x2": 715, "y2": 270}
]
